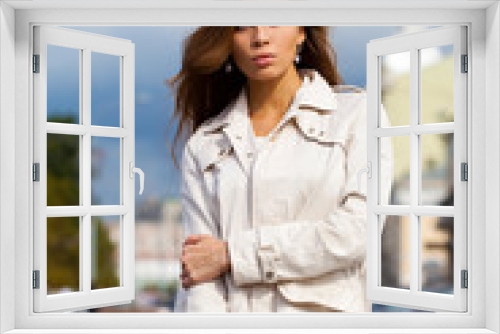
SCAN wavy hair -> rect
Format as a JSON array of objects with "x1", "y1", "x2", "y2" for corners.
[{"x1": 165, "y1": 26, "x2": 343, "y2": 169}]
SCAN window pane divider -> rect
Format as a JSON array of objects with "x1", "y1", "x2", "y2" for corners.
[
  {"x1": 410, "y1": 46, "x2": 419, "y2": 295},
  {"x1": 46, "y1": 122, "x2": 129, "y2": 137},
  {"x1": 373, "y1": 122, "x2": 454, "y2": 137},
  {"x1": 373, "y1": 205, "x2": 454, "y2": 216},
  {"x1": 46, "y1": 205, "x2": 129, "y2": 217}
]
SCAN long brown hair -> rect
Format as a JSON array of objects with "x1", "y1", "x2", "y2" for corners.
[{"x1": 164, "y1": 26, "x2": 343, "y2": 169}]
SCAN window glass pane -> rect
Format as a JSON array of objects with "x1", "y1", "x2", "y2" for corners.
[
  {"x1": 421, "y1": 133, "x2": 454, "y2": 206},
  {"x1": 91, "y1": 216, "x2": 121, "y2": 290},
  {"x1": 380, "y1": 51, "x2": 410, "y2": 127},
  {"x1": 47, "y1": 216, "x2": 80, "y2": 295},
  {"x1": 420, "y1": 45, "x2": 454, "y2": 124},
  {"x1": 91, "y1": 136, "x2": 121, "y2": 205},
  {"x1": 381, "y1": 136, "x2": 410, "y2": 205},
  {"x1": 47, "y1": 134, "x2": 80, "y2": 206},
  {"x1": 91, "y1": 51, "x2": 121, "y2": 127},
  {"x1": 47, "y1": 45, "x2": 80, "y2": 124},
  {"x1": 421, "y1": 216, "x2": 454, "y2": 295},
  {"x1": 381, "y1": 215, "x2": 410, "y2": 290}
]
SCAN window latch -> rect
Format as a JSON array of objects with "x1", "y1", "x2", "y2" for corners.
[
  {"x1": 129, "y1": 161, "x2": 144, "y2": 195},
  {"x1": 357, "y1": 161, "x2": 372, "y2": 194}
]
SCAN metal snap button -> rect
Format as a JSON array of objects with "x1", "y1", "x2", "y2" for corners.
[
  {"x1": 204, "y1": 163, "x2": 216, "y2": 172},
  {"x1": 318, "y1": 130, "x2": 325, "y2": 136}
]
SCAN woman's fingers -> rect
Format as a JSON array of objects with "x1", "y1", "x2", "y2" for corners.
[
  {"x1": 181, "y1": 244, "x2": 202, "y2": 263},
  {"x1": 184, "y1": 234, "x2": 210, "y2": 246},
  {"x1": 181, "y1": 235, "x2": 210, "y2": 257},
  {"x1": 183, "y1": 239, "x2": 197, "y2": 246},
  {"x1": 181, "y1": 270, "x2": 193, "y2": 289},
  {"x1": 181, "y1": 261, "x2": 195, "y2": 289},
  {"x1": 181, "y1": 235, "x2": 226, "y2": 288},
  {"x1": 184, "y1": 235, "x2": 201, "y2": 243},
  {"x1": 181, "y1": 236, "x2": 229, "y2": 287},
  {"x1": 181, "y1": 267, "x2": 189, "y2": 287}
]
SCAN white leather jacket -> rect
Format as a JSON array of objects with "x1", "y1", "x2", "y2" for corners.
[{"x1": 174, "y1": 68, "x2": 393, "y2": 312}]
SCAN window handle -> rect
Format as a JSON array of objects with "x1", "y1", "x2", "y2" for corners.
[
  {"x1": 357, "y1": 161, "x2": 372, "y2": 194},
  {"x1": 129, "y1": 161, "x2": 145, "y2": 195}
]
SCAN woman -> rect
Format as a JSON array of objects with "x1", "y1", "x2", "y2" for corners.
[{"x1": 166, "y1": 26, "x2": 393, "y2": 312}]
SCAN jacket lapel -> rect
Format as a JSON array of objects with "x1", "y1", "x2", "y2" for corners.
[
  {"x1": 221, "y1": 97, "x2": 254, "y2": 176},
  {"x1": 202, "y1": 88, "x2": 254, "y2": 176},
  {"x1": 201, "y1": 68, "x2": 348, "y2": 176}
]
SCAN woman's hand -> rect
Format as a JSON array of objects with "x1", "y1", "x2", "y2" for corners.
[{"x1": 180, "y1": 234, "x2": 231, "y2": 289}]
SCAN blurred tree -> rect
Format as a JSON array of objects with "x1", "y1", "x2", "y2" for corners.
[{"x1": 46, "y1": 114, "x2": 118, "y2": 293}]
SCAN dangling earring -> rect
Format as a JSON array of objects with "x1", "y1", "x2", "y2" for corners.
[
  {"x1": 225, "y1": 61, "x2": 232, "y2": 73},
  {"x1": 295, "y1": 44, "x2": 302, "y2": 64}
]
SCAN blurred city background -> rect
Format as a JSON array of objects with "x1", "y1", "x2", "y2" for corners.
[{"x1": 45, "y1": 25, "x2": 454, "y2": 313}]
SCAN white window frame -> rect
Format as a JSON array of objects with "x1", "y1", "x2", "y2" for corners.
[{"x1": 0, "y1": 1, "x2": 499, "y2": 333}]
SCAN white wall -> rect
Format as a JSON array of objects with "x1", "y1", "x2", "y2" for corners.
[
  {"x1": 0, "y1": 2, "x2": 16, "y2": 334},
  {"x1": 0, "y1": 4, "x2": 497, "y2": 332},
  {"x1": 485, "y1": 2, "x2": 500, "y2": 333}
]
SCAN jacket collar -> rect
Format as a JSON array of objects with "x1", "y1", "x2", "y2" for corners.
[
  {"x1": 200, "y1": 68, "x2": 342, "y2": 176},
  {"x1": 202, "y1": 68, "x2": 338, "y2": 136}
]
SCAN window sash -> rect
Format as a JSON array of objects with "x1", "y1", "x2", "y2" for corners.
[
  {"x1": 32, "y1": 25, "x2": 136, "y2": 313},
  {"x1": 366, "y1": 25, "x2": 468, "y2": 312}
]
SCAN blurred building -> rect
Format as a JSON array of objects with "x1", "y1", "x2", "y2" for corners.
[
  {"x1": 97, "y1": 196, "x2": 183, "y2": 312},
  {"x1": 380, "y1": 49, "x2": 454, "y2": 295},
  {"x1": 123, "y1": 196, "x2": 182, "y2": 284}
]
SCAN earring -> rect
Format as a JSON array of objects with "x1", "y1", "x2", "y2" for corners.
[
  {"x1": 225, "y1": 61, "x2": 232, "y2": 73},
  {"x1": 295, "y1": 44, "x2": 302, "y2": 64}
]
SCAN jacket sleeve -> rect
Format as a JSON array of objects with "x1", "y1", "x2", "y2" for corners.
[
  {"x1": 227, "y1": 99, "x2": 393, "y2": 287},
  {"x1": 174, "y1": 139, "x2": 229, "y2": 312}
]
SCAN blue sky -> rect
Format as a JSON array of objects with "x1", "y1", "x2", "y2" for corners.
[{"x1": 48, "y1": 25, "x2": 441, "y2": 206}]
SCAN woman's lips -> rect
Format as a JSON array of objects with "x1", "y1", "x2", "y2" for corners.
[{"x1": 253, "y1": 55, "x2": 275, "y2": 67}]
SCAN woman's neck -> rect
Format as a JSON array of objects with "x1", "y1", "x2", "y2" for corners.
[{"x1": 245, "y1": 67, "x2": 303, "y2": 120}]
